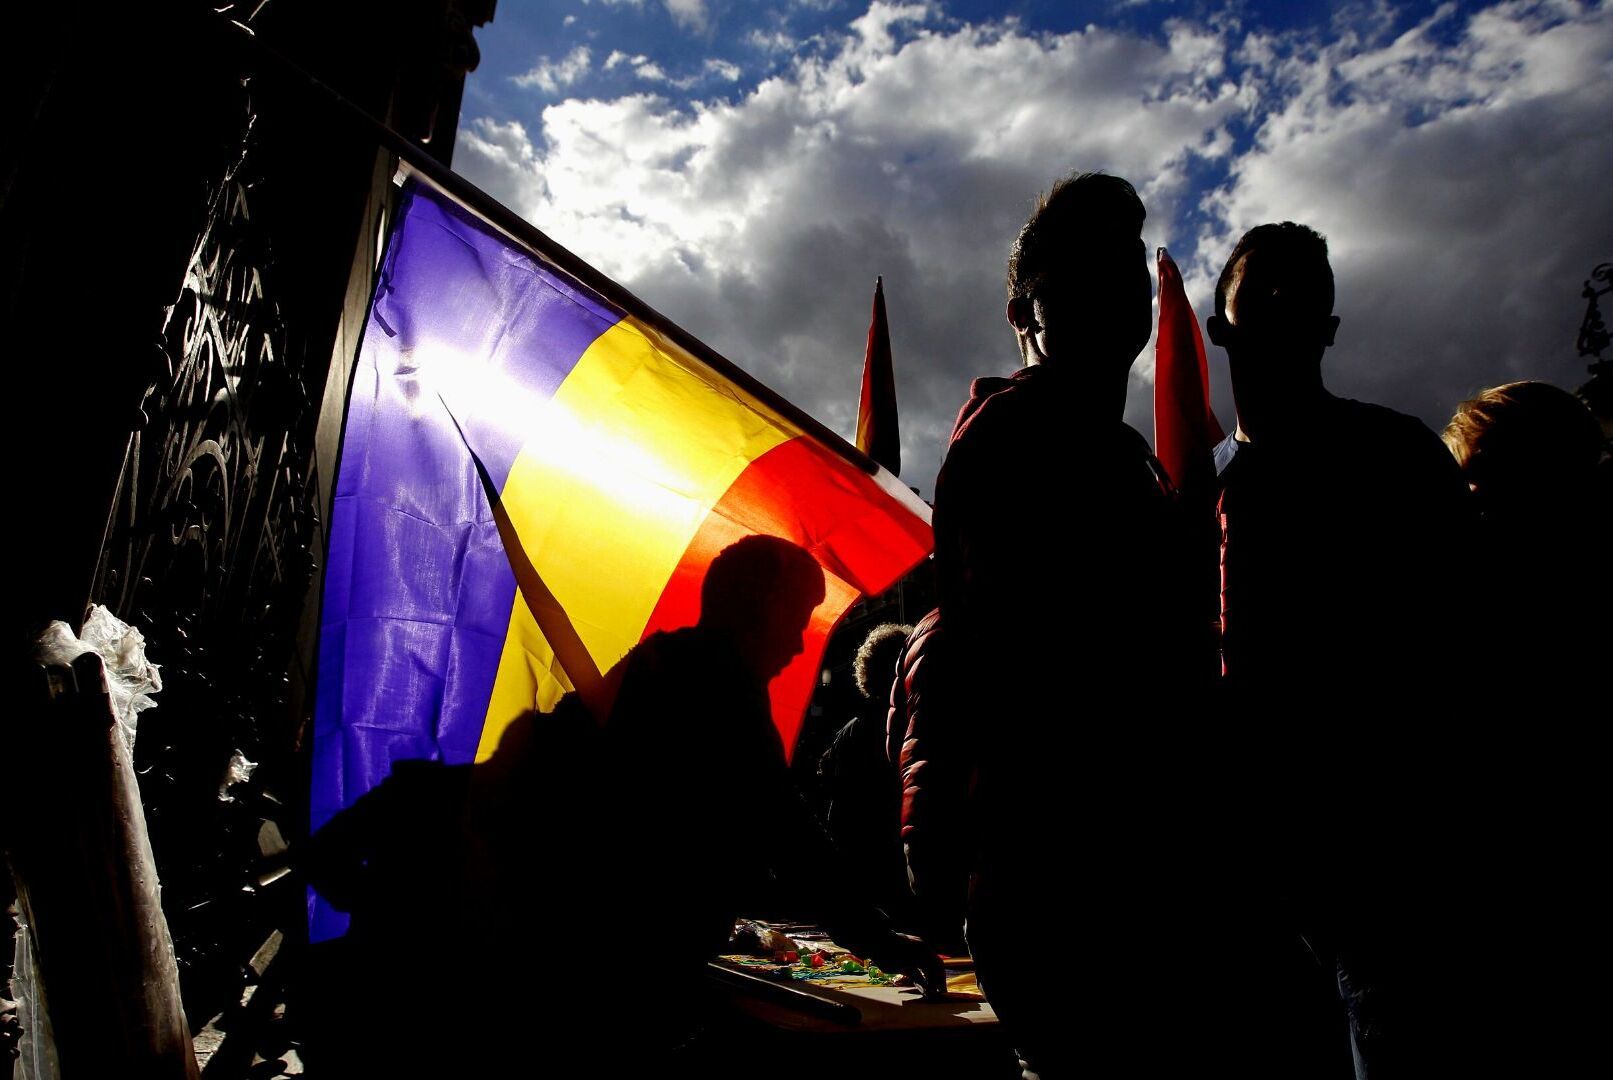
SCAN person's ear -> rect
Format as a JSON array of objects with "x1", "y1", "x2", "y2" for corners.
[
  {"x1": 1007, "y1": 297, "x2": 1038, "y2": 334},
  {"x1": 1322, "y1": 315, "x2": 1340, "y2": 348},
  {"x1": 1206, "y1": 313, "x2": 1229, "y2": 347}
]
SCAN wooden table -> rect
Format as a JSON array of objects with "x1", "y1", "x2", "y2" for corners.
[
  {"x1": 706, "y1": 955, "x2": 997, "y2": 1033},
  {"x1": 692, "y1": 933, "x2": 1017, "y2": 1079}
]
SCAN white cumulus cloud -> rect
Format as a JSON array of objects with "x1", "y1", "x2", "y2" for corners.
[
  {"x1": 511, "y1": 46, "x2": 593, "y2": 94},
  {"x1": 604, "y1": 50, "x2": 739, "y2": 87},
  {"x1": 461, "y1": 1, "x2": 1613, "y2": 493},
  {"x1": 1190, "y1": 0, "x2": 1613, "y2": 433},
  {"x1": 666, "y1": 0, "x2": 709, "y2": 32}
]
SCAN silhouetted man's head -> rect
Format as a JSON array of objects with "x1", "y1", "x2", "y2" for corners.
[
  {"x1": 1208, "y1": 222, "x2": 1339, "y2": 369},
  {"x1": 1005, "y1": 172, "x2": 1151, "y2": 373},
  {"x1": 700, "y1": 535, "x2": 826, "y2": 683}
]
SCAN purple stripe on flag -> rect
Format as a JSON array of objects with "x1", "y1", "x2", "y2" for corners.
[
  {"x1": 309, "y1": 182, "x2": 624, "y2": 940},
  {"x1": 371, "y1": 185, "x2": 625, "y2": 491}
]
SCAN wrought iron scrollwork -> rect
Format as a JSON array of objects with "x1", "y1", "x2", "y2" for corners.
[
  {"x1": 89, "y1": 75, "x2": 325, "y2": 1017},
  {"x1": 1577, "y1": 262, "x2": 1611, "y2": 372},
  {"x1": 97, "y1": 172, "x2": 321, "y2": 696}
]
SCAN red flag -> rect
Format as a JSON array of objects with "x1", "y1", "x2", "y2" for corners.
[
  {"x1": 856, "y1": 276, "x2": 901, "y2": 475},
  {"x1": 1154, "y1": 247, "x2": 1224, "y2": 495}
]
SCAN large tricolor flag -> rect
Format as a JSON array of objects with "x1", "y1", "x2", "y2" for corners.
[{"x1": 311, "y1": 176, "x2": 931, "y2": 939}]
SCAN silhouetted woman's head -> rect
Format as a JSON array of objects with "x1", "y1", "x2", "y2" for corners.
[
  {"x1": 1444, "y1": 380, "x2": 1602, "y2": 515},
  {"x1": 852, "y1": 623, "x2": 912, "y2": 702}
]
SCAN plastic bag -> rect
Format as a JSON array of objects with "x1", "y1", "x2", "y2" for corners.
[
  {"x1": 34, "y1": 605, "x2": 163, "y2": 753},
  {"x1": 218, "y1": 750, "x2": 257, "y2": 802}
]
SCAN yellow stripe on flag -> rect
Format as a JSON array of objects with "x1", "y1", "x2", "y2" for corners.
[{"x1": 476, "y1": 315, "x2": 802, "y2": 759}]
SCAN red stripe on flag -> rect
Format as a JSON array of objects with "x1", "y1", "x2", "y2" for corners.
[
  {"x1": 855, "y1": 277, "x2": 901, "y2": 475},
  {"x1": 1154, "y1": 247, "x2": 1225, "y2": 497},
  {"x1": 640, "y1": 435, "x2": 931, "y2": 757}
]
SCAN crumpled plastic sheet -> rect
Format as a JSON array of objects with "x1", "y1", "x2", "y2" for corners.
[
  {"x1": 10, "y1": 896, "x2": 60, "y2": 1080},
  {"x1": 218, "y1": 750, "x2": 258, "y2": 802},
  {"x1": 34, "y1": 605, "x2": 163, "y2": 753}
]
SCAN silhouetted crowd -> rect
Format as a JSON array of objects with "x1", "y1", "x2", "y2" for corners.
[
  {"x1": 850, "y1": 176, "x2": 1610, "y2": 1079},
  {"x1": 302, "y1": 172, "x2": 1609, "y2": 1079}
]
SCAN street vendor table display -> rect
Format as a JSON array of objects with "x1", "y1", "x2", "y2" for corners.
[{"x1": 708, "y1": 920, "x2": 999, "y2": 1036}]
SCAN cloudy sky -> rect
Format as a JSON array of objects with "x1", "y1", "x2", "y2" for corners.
[{"x1": 454, "y1": 0, "x2": 1613, "y2": 497}]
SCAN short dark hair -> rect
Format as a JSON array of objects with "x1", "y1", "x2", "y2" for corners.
[
  {"x1": 1214, "y1": 222, "x2": 1334, "y2": 320},
  {"x1": 1006, "y1": 172, "x2": 1146, "y2": 302},
  {"x1": 700, "y1": 534, "x2": 825, "y2": 628}
]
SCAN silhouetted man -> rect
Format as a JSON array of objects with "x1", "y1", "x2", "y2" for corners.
[
  {"x1": 590, "y1": 536, "x2": 941, "y2": 1056},
  {"x1": 931, "y1": 173, "x2": 1217, "y2": 1079},
  {"x1": 1206, "y1": 223, "x2": 1473, "y2": 1078},
  {"x1": 1207, "y1": 221, "x2": 1470, "y2": 701}
]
